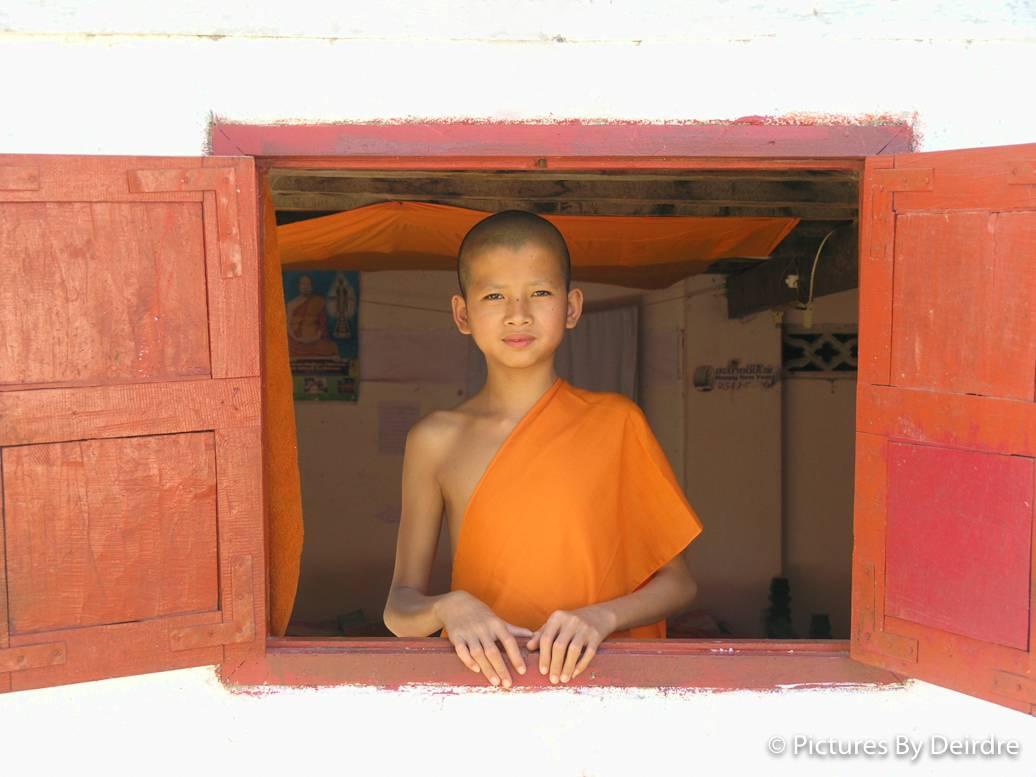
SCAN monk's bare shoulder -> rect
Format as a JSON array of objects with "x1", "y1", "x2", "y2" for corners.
[{"x1": 404, "y1": 400, "x2": 478, "y2": 477}]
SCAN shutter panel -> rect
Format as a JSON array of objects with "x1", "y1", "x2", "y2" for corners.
[
  {"x1": 0, "y1": 155, "x2": 264, "y2": 691},
  {"x1": 852, "y1": 143, "x2": 1036, "y2": 712}
]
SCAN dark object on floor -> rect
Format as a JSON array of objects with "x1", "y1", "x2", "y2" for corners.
[
  {"x1": 763, "y1": 576, "x2": 798, "y2": 638},
  {"x1": 809, "y1": 613, "x2": 833, "y2": 639}
]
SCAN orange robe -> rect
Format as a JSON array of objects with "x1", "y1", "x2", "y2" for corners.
[{"x1": 449, "y1": 377, "x2": 703, "y2": 640}]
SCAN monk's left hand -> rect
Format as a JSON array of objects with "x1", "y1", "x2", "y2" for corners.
[{"x1": 527, "y1": 605, "x2": 617, "y2": 684}]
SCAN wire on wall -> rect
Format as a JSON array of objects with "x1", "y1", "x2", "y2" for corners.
[{"x1": 796, "y1": 228, "x2": 838, "y2": 329}]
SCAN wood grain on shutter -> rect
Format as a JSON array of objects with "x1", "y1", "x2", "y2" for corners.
[
  {"x1": 0, "y1": 155, "x2": 265, "y2": 693},
  {"x1": 891, "y1": 210, "x2": 1035, "y2": 401},
  {"x1": 858, "y1": 155, "x2": 895, "y2": 386},
  {"x1": 0, "y1": 202, "x2": 210, "y2": 388},
  {"x1": 4, "y1": 434, "x2": 219, "y2": 634},
  {"x1": 857, "y1": 385, "x2": 1035, "y2": 456},
  {"x1": 0, "y1": 474, "x2": 8, "y2": 692},
  {"x1": 0, "y1": 378, "x2": 259, "y2": 447},
  {"x1": 0, "y1": 166, "x2": 39, "y2": 191},
  {"x1": 852, "y1": 142, "x2": 1036, "y2": 715}
]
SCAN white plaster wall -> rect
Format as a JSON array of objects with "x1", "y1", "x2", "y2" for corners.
[
  {"x1": 4, "y1": 666, "x2": 1036, "y2": 776},
  {"x1": 4, "y1": 0, "x2": 1032, "y2": 40},
  {"x1": 3, "y1": 0, "x2": 1036, "y2": 762},
  {"x1": 1, "y1": 2, "x2": 1035, "y2": 154}
]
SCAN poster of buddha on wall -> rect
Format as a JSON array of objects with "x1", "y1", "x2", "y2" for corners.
[{"x1": 282, "y1": 270, "x2": 360, "y2": 401}]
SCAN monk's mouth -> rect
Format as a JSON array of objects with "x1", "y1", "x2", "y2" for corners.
[{"x1": 503, "y1": 336, "x2": 535, "y2": 348}]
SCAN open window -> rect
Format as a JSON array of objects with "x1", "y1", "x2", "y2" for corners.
[
  {"x1": 264, "y1": 166, "x2": 857, "y2": 644},
  {"x1": 1, "y1": 137, "x2": 1033, "y2": 717}
]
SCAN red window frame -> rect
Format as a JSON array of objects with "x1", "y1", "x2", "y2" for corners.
[{"x1": 217, "y1": 119, "x2": 911, "y2": 692}]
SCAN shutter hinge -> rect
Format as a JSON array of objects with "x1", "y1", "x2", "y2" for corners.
[
  {"x1": 170, "y1": 555, "x2": 256, "y2": 651},
  {"x1": 0, "y1": 641, "x2": 67, "y2": 673},
  {"x1": 858, "y1": 562, "x2": 918, "y2": 663},
  {"x1": 993, "y1": 670, "x2": 1036, "y2": 703},
  {"x1": 873, "y1": 167, "x2": 933, "y2": 192}
]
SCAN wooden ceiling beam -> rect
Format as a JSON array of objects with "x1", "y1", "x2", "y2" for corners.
[
  {"x1": 270, "y1": 168, "x2": 858, "y2": 183},
  {"x1": 270, "y1": 175, "x2": 856, "y2": 205},
  {"x1": 272, "y1": 193, "x2": 856, "y2": 220}
]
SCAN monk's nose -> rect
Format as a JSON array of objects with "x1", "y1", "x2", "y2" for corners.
[{"x1": 504, "y1": 297, "x2": 532, "y2": 324}]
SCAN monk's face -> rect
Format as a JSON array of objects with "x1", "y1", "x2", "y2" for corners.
[
  {"x1": 298, "y1": 275, "x2": 313, "y2": 297},
  {"x1": 452, "y1": 243, "x2": 582, "y2": 369}
]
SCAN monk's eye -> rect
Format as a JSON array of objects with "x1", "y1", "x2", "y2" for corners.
[
  {"x1": 532, "y1": 290, "x2": 551, "y2": 296},
  {"x1": 483, "y1": 293, "x2": 503, "y2": 301}
]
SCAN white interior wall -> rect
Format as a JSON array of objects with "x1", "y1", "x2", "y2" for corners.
[
  {"x1": 638, "y1": 283, "x2": 686, "y2": 488},
  {"x1": 682, "y1": 275, "x2": 783, "y2": 637},
  {"x1": 782, "y1": 290, "x2": 859, "y2": 639}
]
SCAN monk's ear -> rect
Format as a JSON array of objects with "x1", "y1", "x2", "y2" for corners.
[
  {"x1": 565, "y1": 287, "x2": 584, "y2": 330},
  {"x1": 451, "y1": 293, "x2": 472, "y2": 335}
]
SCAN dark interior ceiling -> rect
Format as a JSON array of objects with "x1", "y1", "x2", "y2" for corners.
[
  {"x1": 270, "y1": 168, "x2": 858, "y2": 221},
  {"x1": 269, "y1": 168, "x2": 860, "y2": 315}
]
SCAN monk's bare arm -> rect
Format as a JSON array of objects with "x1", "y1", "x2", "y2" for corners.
[
  {"x1": 594, "y1": 547, "x2": 698, "y2": 633},
  {"x1": 529, "y1": 547, "x2": 698, "y2": 683},
  {"x1": 383, "y1": 413, "x2": 533, "y2": 686},
  {"x1": 383, "y1": 415, "x2": 454, "y2": 637}
]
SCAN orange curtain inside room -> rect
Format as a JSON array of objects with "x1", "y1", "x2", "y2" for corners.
[
  {"x1": 277, "y1": 201, "x2": 798, "y2": 289},
  {"x1": 264, "y1": 199, "x2": 797, "y2": 634},
  {"x1": 262, "y1": 177, "x2": 305, "y2": 637}
]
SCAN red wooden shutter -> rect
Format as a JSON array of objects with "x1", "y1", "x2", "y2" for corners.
[
  {"x1": 0, "y1": 155, "x2": 264, "y2": 692},
  {"x1": 852, "y1": 143, "x2": 1036, "y2": 712}
]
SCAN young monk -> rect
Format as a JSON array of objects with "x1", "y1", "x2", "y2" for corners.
[{"x1": 383, "y1": 210, "x2": 703, "y2": 688}]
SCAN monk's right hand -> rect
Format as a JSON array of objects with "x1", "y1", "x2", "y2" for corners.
[{"x1": 434, "y1": 591, "x2": 532, "y2": 688}]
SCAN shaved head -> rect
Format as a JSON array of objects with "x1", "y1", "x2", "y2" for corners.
[{"x1": 457, "y1": 210, "x2": 571, "y2": 298}]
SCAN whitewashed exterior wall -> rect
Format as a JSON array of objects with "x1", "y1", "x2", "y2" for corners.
[
  {"x1": 2, "y1": 1, "x2": 1035, "y2": 154},
  {"x1": 3, "y1": 2, "x2": 1036, "y2": 774},
  {"x1": 6, "y1": 666, "x2": 1036, "y2": 775}
]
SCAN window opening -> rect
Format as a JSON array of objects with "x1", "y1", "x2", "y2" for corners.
[{"x1": 264, "y1": 166, "x2": 861, "y2": 645}]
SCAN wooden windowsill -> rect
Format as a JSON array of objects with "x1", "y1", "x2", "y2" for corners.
[{"x1": 220, "y1": 638, "x2": 903, "y2": 692}]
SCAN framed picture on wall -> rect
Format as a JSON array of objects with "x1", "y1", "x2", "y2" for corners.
[{"x1": 282, "y1": 270, "x2": 360, "y2": 401}]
